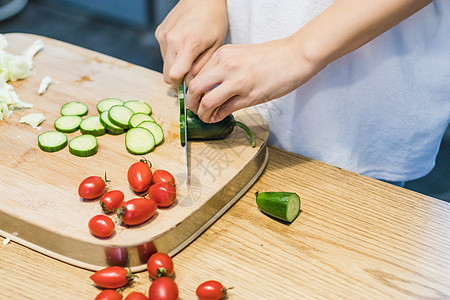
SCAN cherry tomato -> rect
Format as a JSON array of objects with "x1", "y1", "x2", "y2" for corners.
[
  {"x1": 128, "y1": 159, "x2": 153, "y2": 193},
  {"x1": 100, "y1": 190, "x2": 125, "y2": 213},
  {"x1": 90, "y1": 266, "x2": 135, "y2": 289},
  {"x1": 196, "y1": 280, "x2": 226, "y2": 300},
  {"x1": 117, "y1": 198, "x2": 157, "y2": 226},
  {"x1": 89, "y1": 215, "x2": 115, "y2": 238},
  {"x1": 148, "y1": 277, "x2": 178, "y2": 300},
  {"x1": 95, "y1": 289, "x2": 123, "y2": 300},
  {"x1": 152, "y1": 170, "x2": 175, "y2": 185},
  {"x1": 124, "y1": 292, "x2": 148, "y2": 300},
  {"x1": 78, "y1": 175, "x2": 107, "y2": 199},
  {"x1": 147, "y1": 252, "x2": 174, "y2": 279},
  {"x1": 148, "y1": 182, "x2": 176, "y2": 207}
]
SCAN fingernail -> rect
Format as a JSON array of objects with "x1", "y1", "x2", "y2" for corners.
[{"x1": 210, "y1": 116, "x2": 215, "y2": 123}]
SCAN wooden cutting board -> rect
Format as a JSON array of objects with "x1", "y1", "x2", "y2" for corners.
[{"x1": 0, "y1": 33, "x2": 269, "y2": 271}]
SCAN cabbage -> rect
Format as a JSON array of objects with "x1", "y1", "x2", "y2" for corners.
[
  {"x1": 19, "y1": 112, "x2": 46, "y2": 128},
  {"x1": 0, "y1": 34, "x2": 43, "y2": 120}
]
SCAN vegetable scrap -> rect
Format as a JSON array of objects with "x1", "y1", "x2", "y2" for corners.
[
  {"x1": 19, "y1": 112, "x2": 46, "y2": 129},
  {"x1": 38, "y1": 76, "x2": 52, "y2": 95}
]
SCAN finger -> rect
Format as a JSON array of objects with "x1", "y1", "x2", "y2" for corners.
[
  {"x1": 210, "y1": 94, "x2": 246, "y2": 122},
  {"x1": 196, "y1": 82, "x2": 238, "y2": 123},
  {"x1": 185, "y1": 46, "x2": 217, "y2": 84},
  {"x1": 162, "y1": 50, "x2": 177, "y2": 85},
  {"x1": 186, "y1": 71, "x2": 222, "y2": 115}
]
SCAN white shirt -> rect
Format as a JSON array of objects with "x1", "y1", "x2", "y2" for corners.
[{"x1": 226, "y1": 0, "x2": 450, "y2": 181}]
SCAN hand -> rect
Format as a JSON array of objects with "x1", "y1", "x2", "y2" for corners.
[
  {"x1": 186, "y1": 37, "x2": 319, "y2": 123},
  {"x1": 155, "y1": 0, "x2": 228, "y2": 90}
]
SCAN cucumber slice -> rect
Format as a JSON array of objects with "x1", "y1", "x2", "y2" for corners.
[
  {"x1": 125, "y1": 127, "x2": 155, "y2": 155},
  {"x1": 38, "y1": 131, "x2": 68, "y2": 152},
  {"x1": 69, "y1": 134, "x2": 98, "y2": 157},
  {"x1": 124, "y1": 100, "x2": 152, "y2": 115},
  {"x1": 60, "y1": 101, "x2": 88, "y2": 116},
  {"x1": 108, "y1": 105, "x2": 134, "y2": 129},
  {"x1": 80, "y1": 116, "x2": 106, "y2": 136},
  {"x1": 54, "y1": 115, "x2": 82, "y2": 133},
  {"x1": 129, "y1": 113, "x2": 156, "y2": 128},
  {"x1": 99, "y1": 111, "x2": 124, "y2": 135},
  {"x1": 137, "y1": 121, "x2": 164, "y2": 145},
  {"x1": 255, "y1": 192, "x2": 301, "y2": 223},
  {"x1": 96, "y1": 98, "x2": 124, "y2": 113}
]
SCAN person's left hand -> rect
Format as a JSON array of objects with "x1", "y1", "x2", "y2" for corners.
[{"x1": 186, "y1": 37, "x2": 319, "y2": 123}]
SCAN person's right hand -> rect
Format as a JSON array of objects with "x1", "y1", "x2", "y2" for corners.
[{"x1": 155, "y1": 0, "x2": 228, "y2": 90}]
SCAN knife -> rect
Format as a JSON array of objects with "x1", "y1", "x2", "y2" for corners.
[{"x1": 178, "y1": 83, "x2": 190, "y2": 188}]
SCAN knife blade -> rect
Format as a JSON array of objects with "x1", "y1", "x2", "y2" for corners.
[{"x1": 178, "y1": 83, "x2": 190, "y2": 188}]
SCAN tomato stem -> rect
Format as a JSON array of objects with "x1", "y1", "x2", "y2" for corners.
[
  {"x1": 104, "y1": 172, "x2": 111, "y2": 184},
  {"x1": 126, "y1": 268, "x2": 136, "y2": 282},
  {"x1": 116, "y1": 206, "x2": 126, "y2": 223},
  {"x1": 156, "y1": 267, "x2": 167, "y2": 278},
  {"x1": 139, "y1": 156, "x2": 152, "y2": 168}
]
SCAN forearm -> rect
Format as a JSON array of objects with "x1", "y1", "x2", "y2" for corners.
[{"x1": 290, "y1": 0, "x2": 433, "y2": 74}]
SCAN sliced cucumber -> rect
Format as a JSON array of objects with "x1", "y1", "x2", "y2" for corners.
[
  {"x1": 99, "y1": 111, "x2": 124, "y2": 135},
  {"x1": 137, "y1": 121, "x2": 164, "y2": 145},
  {"x1": 60, "y1": 101, "x2": 88, "y2": 116},
  {"x1": 124, "y1": 100, "x2": 152, "y2": 115},
  {"x1": 108, "y1": 105, "x2": 134, "y2": 129},
  {"x1": 80, "y1": 116, "x2": 106, "y2": 136},
  {"x1": 125, "y1": 127, "x2": 155, "y2": 155},
  {"x1": 38, "y1": 131, "x2": 68, "y2": 152},
  {"x1": 255, "y1": 192, "x2": 301, "y2": 223},
  {"x1": 54, "y1": 115, "x2": 82, "y2": 133},
  {"x1": 96, "y1": 98, "x2": 124, "y2": 113},
  {"x1": 129, "y1": 113, "x2": 156, "y2": 128},
  {"x1": 69, "y1": 134, "x2": 98, "y2": 157}
]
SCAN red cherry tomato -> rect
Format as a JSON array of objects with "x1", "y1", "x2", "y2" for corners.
[
  {"x1": 128, "y1": 159, "x2": 153, "y2": 193},
  {"x1": 90, "y1": 266, "x2": 134, "y2": 289},
  {"x1": 89, "y1": 215, "x2": 115, "y2": 238},
  {"x1": 148, "y1": 182, "x2": 176, "y2": 207},
  {"x1": 196, "y1": 280, "x2": 226, "y2": 300},
  {"x1": 152, "y1": 170, "x2": 175, "y2": 185},
  {"x1": 117, "y1": 198, "x2": 157, "y2": 226},
  {"x1": 78, "y1": 175, "x2": 106, "y2": 199},
  {"x1": 95, "y1": 289, "x2": 123, "y2": 300},
  {"x1": 100, "y1": 190, "x2": 125, "y2": 213},
  {"x1": 147, "y1": 252, "x2": 174, "y2": 279},
  {"x1": 124, "y1": 292, "x2": 148, "y2": 300},
  {"x1": 148, "y1": 277, "x2": 178, "y2": 300}
]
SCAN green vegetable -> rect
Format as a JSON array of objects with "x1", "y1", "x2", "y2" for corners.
[
  {"x1": 60, "y1": 101, "x2": 88, "y2": 117},
  {"x1": 108, "y1": 105, "x2": 134, "y2": 129},
  {"x1": 185, "y1": 110, "x2": 256, "y2": 147},
  {"x1": 137, "y1": 120, "x2": 164, "y2": 145},
  {"x1": 54, "y1": 115, "x2": 82, "y2": 133},
  {"x1": 96, "y1": 98, "x2": 124, "y2": 113},
  {"x1": 80, "y1": 116, "x2": 106, "y2": 136},
  {"x1": 177, "y1": 85, "x2": 255, "y2": 147},
  {"x1": 129, "y1": 112, "x2": 155, "y2": 128},
  {"x1": 37, "y1": 131, "x2": 68, "y2": 152},
  {"x1": 125, "y1": 127, "x2": 155, "y2": 155},
  {"x1": 99, "y1": 110, "x2": 124, "y2": 135},
  {"x1": 255, "y1": 192, "x2": 301, "y2": 223},
  {"x1": 68, "y1": 134, "x2": 98, "y2": 157},
  {"x1": 124, "y1": 100, "x2": 152, "y2": 115}
]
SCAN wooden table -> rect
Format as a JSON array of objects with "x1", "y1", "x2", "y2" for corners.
[{"x1": 1, "y1": 147, "x2": 449, "y2": 299}]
